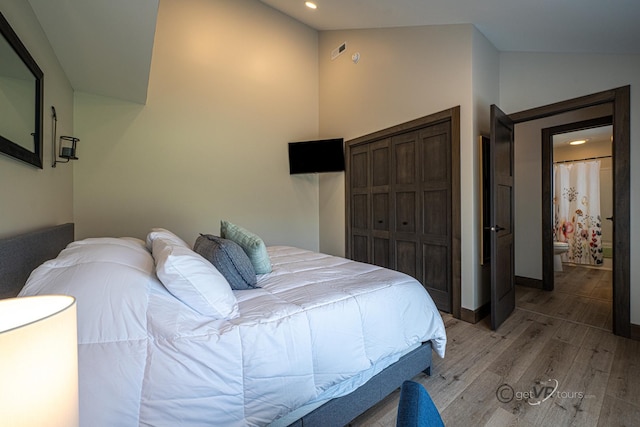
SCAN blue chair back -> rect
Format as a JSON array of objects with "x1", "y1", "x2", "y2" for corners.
[{"x1": 396, "y1": 380, "x2": 444, "y2": 427}]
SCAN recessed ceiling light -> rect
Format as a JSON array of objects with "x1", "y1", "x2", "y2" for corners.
[
  {"x1": 569, "y1": 139, "x2": 587, "y2": 145},
  {"x1": 305, "y1": 1, "x2": 317, "y2": 9}
]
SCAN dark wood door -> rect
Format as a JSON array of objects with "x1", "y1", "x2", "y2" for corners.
[
  {"x1": 418, "y1": 121, "x2": 452, "y2": 312},
  {"x1": 490, "y1": 104, "x2": 515, "y2": 330},
  {"x1": 390, "y1": 122, "x2": 453, "y2": 312},
  {"x1": 371, "y1": 139, "x2": 391, "y2": 268},
  {"x1": 348, "y1": 139, "x2": 392, "y2": 267},
  {"x1": 349, "y1": 144, "x2": 370, "y2": 263},
  {"x1": 392, "y1": 132, "x2": 420, "y2": 280},
  {"x1": 345, "y1": 107, "x2": 461, "y2": 315}
]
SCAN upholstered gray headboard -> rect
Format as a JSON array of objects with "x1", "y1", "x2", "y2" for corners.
[{"x1": 0, "y1": 223, "x2": 74, "y2": 299}]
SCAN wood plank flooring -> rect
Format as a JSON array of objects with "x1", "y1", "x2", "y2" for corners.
[
  {"x1": 350, "y1": 266, "x2": 639, "y2": 426},
  {"x1": 518, "y1": 265, "x2": 613, "y2": 330}
]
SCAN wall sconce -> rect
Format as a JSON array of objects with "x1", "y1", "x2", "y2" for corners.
[
  {"x1": 56, "y1": 136, "x2": 79, "y2": 162},
  {"x1": 51, "y1": 106, "x2": 80, "y2": 168},
  {"x1": 0, "y1": 295, "x2": 79, "y2": 427}
]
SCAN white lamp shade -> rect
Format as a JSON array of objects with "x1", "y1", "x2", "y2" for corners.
[{"x1": 0, "y1": 295, "x2": 79, "y2": 427}]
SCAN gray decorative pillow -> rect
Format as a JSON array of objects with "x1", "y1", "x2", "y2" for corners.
[{"x1": 193, "y1": 234, "x2": 258, "y2": 290}]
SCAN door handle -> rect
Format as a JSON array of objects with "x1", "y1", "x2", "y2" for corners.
[
  {"x1": 488, "y1": 225, "x2": 505, "y2": 232},
  {"x1": 606, "y1": 216, "x2": 613, "y2": 221}
]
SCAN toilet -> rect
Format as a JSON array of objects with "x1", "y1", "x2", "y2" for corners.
[{"x1": 553, "y1": 241, "x2": 570, "y2": 271}]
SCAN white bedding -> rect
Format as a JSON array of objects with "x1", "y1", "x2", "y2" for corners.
[{"x1": 20, "y1": 238, "x2": 446, "y2": 426}]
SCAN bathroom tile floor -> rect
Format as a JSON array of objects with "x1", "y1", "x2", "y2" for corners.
[{"x1": 516, "y1": 264, "x2": 613, "y2": 331}]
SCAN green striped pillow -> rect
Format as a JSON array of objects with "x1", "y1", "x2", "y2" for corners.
[{"x1": 220, "y1": 220, "x2": 272, "y2": 274}]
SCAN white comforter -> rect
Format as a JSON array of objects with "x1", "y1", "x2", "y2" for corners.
[{"x1": 20, "y1": 238, "x2": 446, "y2": 426}]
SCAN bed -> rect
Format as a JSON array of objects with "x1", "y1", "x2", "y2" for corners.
[{"x1": 1, "y1": 223, "x2": 446, "y2": 426}]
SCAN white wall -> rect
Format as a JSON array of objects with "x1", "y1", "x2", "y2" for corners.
[
  {"x1": 0, "y1": 0, "x2": 74, "y2": 238},
  {"x1": 471, "y1": 28, "x2": 500, "y2": 307},
  {"x1": 318, "y1": 24, "x2": 491, "y2": 311},
  {"x1": 318, "y1": 171, "x2": 345, "y2": 257},
  {"x1": 73, "y1": 0, "x2": 320, "y2": 248},
  {"x1": 501, "y1": 52, "x2": 640, "y2": 324}
]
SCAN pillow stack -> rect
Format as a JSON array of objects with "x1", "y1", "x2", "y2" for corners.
[
  {"x1": 193, "y1": 220, "x2": 272, "y2": 288},
  {"x1": 146, "y1": 223, "x2": 272, "y2": 319},
  {"x1": 148, "y1": 228, "x2": 239, "y2": 319}
]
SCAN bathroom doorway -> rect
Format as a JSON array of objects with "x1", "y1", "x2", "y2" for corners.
[
  {"x1": 542, "y1": 116, "x2": 614, "y2": 291},
  {"x1": 507, "y1": 85, "x2": 629, "y2": 338}
]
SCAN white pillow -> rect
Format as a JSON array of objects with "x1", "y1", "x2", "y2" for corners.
[
  {"x1": 146, "y1": 228, "x2": 190, "y2": 252},
  {"x1": 152, "y1": 238, "x2": 239, "y2": 319}
]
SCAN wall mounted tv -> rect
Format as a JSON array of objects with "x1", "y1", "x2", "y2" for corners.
[{"x1": 288, "y1": 138, "x2": 345, "y2": 174}]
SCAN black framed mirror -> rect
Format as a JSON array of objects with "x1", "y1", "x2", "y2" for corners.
[{"x1": 0, "y1": 12, "x2": 43, "y2": 169}]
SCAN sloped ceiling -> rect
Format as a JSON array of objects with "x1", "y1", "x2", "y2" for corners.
[
  {"x1": 261, "y1": 0, "x2": 640, "y2": 54},
  {"x1": 28, "y1": 0, "x2": 158, "y2": 104},
  {"x1": 26, "y1": 0, "x2": 640, "y2": 104}
]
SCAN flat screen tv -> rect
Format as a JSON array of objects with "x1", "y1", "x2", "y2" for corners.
[{"x1": 288, "y1": 138, "x2": 345, "y2": 174}]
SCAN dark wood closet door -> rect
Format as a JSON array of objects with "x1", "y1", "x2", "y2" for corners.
[
  {"x1": 392, "y1": 132, "x2": 420, "y2": 280},
  {"x1": 349, "y1": 144, "x2": 370, "y2": 263},
  {"x1": 418, "y1": 121, "x2": 452, "y2": 312},
  {"x1": 371, "y1": 139, "x2": 392, "y2": 268},
  {"x1": 345, "y1": 107, "x2": 461, "y2": 315}
]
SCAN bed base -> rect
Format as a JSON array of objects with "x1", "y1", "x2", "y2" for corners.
[
  {"x1": 286, "y1": 341, "x2": 432, "y2": 427},
  {"x1": 0, "y1": 223, "x2": 74, "y2": 299}
]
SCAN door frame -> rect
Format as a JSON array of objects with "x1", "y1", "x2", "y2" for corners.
[
  {"x1": 509, "y1": 86, "x2": 630, "y2": 338},
  {"x1": 541, "y1": 116, "x2": 613, "y2": 291}
]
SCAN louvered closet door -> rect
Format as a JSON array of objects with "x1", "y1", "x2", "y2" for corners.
[{"x1": 418, "y1": 121, "x2": 452, "y2": 312}]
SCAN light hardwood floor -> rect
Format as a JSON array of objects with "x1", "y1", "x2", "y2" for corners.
[{"x1": 351, "y1": 266, "x2": 640, "y2": 426}]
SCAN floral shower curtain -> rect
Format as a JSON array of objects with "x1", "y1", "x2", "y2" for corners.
[{"x1": 553, "y1": 160, "x2": 603, "y2": 265}]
